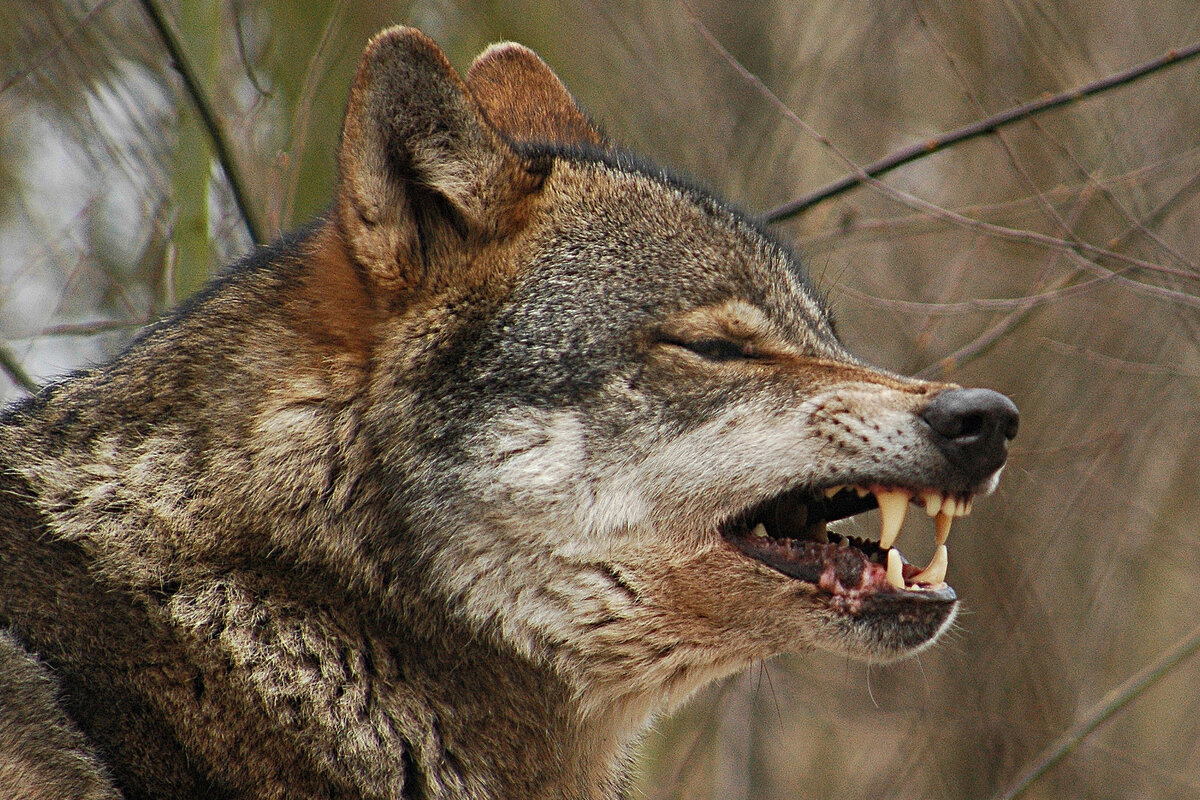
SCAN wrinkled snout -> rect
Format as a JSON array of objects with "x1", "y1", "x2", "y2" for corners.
[{"x1": 921, "y1": 388, "x2": 1019, "y2": 484}]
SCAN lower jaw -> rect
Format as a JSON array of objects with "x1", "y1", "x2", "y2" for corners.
[
  {"x1": 726, "y1": 533, "x2": 955, "y2": 599},
  {"x1": 828, "y1": 591, "x2": 960, "y2": 660},
  {"x1": 724, "y1": 535, "x2": 959, "y2": 658}
]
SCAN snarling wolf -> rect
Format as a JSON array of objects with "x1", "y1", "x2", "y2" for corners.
[{"x1": 0, "y1": 26, "x2": 1018, "y2": 800}]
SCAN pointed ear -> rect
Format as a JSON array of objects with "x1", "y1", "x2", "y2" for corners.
[
  {"x1": 466, "y1": 43, "x2": 606, "y2": 149},
  {"x1": 335, "y1": 27, "x2": 542, "y2": 292}
]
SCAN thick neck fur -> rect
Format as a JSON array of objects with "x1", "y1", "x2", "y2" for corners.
[{"x1": 0, "y1": 222, "x2": 634, "y2": 800}]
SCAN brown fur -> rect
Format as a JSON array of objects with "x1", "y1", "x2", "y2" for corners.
[{"x1": 0, "y1": 27, "x2": 1015, "y2": 799}]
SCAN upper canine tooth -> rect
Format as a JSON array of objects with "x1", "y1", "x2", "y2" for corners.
[
  {"x1": 921, "y1": 490, "x2": 943, "y2": 518},
  {"x1": 886, "y1": 548, "x2": 905, "y2": 589},
  {"x1": 912, "y1": 545, "x2": 948, "y2": 585},
  {"x1": 935, "y1": 511, "x2": 953, "y2": 545},
  {"x1": 874, "y1": 488, "x2": 909, "y2": 550}
]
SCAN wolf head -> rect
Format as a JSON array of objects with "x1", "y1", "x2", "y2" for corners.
[
  {"x1": 312, "y1": 27, "x2": 1018, "y2": 728},
  {"x1": 0, "y1": 27, "x2": 1020, "y2": 796}
]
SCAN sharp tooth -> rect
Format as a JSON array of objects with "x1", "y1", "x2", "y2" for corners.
[
  {"x1": 855, "y1": 486, "x2": 870, "y2": 498},
  {"x1": 886, "y1": 548, "x2": 905, "y2": 589},
  {"x1": 942, "y1": 496, "x2": 958, "y2": 517},
  {"x1": 912, "y1": 545, "x2": 948, "y2": 585},
  {"x1": 935, "y1": 511, "x2": 953, "y2": 545},
  {"x1": 823, "y1": 485, "x2": 844, "y2": 498},
  {"x1": 874, "y1": 488, "x2": 909, "y2": 550},
  {"x1": 953, "y1": 497, "x2": 969, "y2": 517},
  {"x1": 963, "y1": 496, "x2": 974, "y2": 516},
  {"x1": 922, "y1": 490, "x2": 943, "y2": 518},
  {"x1": 752, "y1": 522, "x2": 769, "y2": 538}
]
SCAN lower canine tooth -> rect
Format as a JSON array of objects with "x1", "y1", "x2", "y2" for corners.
[
  {"x1": 886, "y1": 548, "x2": 905, "y2": 589},
  {"x1": 912, "y1": 545, "x2": 948, "y2": 585},
  {"x1": 935, "y1": 511, "x2": 953, "y2": 545},
  {"x1": 875, "y1": 488, "x2": 909, "y2": 550}
]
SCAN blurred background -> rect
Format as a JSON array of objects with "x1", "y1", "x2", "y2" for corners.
[{"x1": 3, "y1": 1, "x2": 1199, "y2": 797}]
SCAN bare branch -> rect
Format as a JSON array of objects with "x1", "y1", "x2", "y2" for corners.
[
  {"x1": 136, "y1": 0, "x2": 265, "y2": 246},
  {"x1": 37, "y1": 319, "x2": 152, "y2": 337},
  {"x1": 764, "y1": 39, "x2": 1200, "y2": 222},
  {"x1": 837, "y1": 276, "x2": 1108, "y2": 316},
  {"x1": 683, "y1": 2, "x2": 1199, "y2": 313},
  {"x1": 991, "y1": 622, "x2": 1200, "y2": 800},
  {"x1": 0, "y1": 1, "x2": 118, "y2": 96},
  {"x1": 0, "y1": 342, "x2": 37, "y2": 395}
]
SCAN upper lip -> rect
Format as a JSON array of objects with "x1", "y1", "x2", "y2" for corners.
[{"x1": 720, "y1": 482, "x2": 978, "y2": 596}]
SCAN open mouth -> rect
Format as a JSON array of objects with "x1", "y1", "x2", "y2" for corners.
[{"x1": 721, "y1": 484, "x2": 975, "y2": 599}]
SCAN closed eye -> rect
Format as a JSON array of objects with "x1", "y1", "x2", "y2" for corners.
[{"x1": 665, "y1": 337, "x2": 754, "y2": 362}]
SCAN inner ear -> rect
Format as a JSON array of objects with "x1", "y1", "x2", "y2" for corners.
[
  {"x1": 466, "y1": 42, "x2": 606, "y2": 149},
  {"x1": 334, "y1": 27, "x2": 541, "y2": 294}
]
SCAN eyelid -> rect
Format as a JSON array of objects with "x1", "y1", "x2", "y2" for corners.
[{"x1": 660, "y1": 336, "x2": 753, "y2": 362}]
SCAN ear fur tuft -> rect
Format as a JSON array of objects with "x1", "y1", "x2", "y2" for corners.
[{"x1": 467, "y1": 42, "x2": 606, "y2": 149}]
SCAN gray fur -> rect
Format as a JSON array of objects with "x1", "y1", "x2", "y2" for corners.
[{"x1": 0, "y1": 27, "x2": 1012, "y2": 799}]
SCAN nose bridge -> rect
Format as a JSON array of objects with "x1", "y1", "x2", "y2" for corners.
[
  {"x1": 786, "y1": 355, "x2": 956, "y2": 400},
  {"x1": 780, "y1": 355, "x2": 1017, "y2": 487}
]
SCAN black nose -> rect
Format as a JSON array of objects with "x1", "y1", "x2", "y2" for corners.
[{"x1": 921, "y1": 388, "x2": 1019, "y2": 483}]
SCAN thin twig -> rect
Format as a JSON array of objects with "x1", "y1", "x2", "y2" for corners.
[
  {"x1": 919, "y1": 160, "x2": 1200, "y2": 377},
  {"x1": 278, "y1": 0, "x2": 348, "y2": 230},
  {"x1": 764, "y1": 39, "x2": 1200, "y2": 222},
  {"x1": 0, "y1": 0, "x2": 118, "y2": 96},
  {"x1": 875, "y1": 185, "x2": 1200, "y2": 304},
  {"x1": 797, "y1": 153, "x2": 1197, "y2": 251},
  {"x1": 908, "y1": 0, "x2": 1089, "y2": 250},
  {"x1": 136, "y1": 0, "x2": 265, "y2": 246},
  {"x1": 682, "y1": 3, "x2": 1200, "y2": 308},
  {"x1": 838, "y1": 274, "x2": 1107, "y2": 316},
  {"x1": 991, "y1": 623, "x2": 1200, "y2": 800},
  {"x1": 37, "y1": 319, "x2": 152, "y2": 337},
  {"x1": 0, "y1": 342, "x2": 38, "y2": 395}
]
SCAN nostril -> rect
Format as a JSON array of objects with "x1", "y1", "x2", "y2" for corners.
[
  {"x1": 957, "y1": 413, "x2": 985, "y2": 439},
  {"x1": 921, "y1": 387, "x2": 1019, "y2": 482}
]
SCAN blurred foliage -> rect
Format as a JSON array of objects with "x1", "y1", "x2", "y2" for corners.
[{"x1": 3, "y1": 1, "x2": 1200, "y2": 798}]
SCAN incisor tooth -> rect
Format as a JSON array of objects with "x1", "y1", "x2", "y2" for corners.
[
  {"x1": 752, "y1": 522, "x2": 769, "y2": 538},
  {"x1": 875, "y1": 488, "x2": 909, "y2": 550},
  {"x1": 923, "y1": 491, "x2": 942, "y2": 518},
  {"x1": 886, "y1": 548, "x2": 905, "y2": 589},
  {"x1": 935, "y1": 511, "x2": 953, "y2": 545},
  {"x1": 942, "y1": 496, "x2": 958, "y2": 517},
  {"x1": 963, "y1": 497, "x2": 974, "y2": 516},
  {"x1": 912, "y1": 545, "x2": 948, "y2": 585}
]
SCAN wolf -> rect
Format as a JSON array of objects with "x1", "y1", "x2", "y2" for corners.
[{"x1": 0, "y1": 26, "x2": 1018, "y2": 800}]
